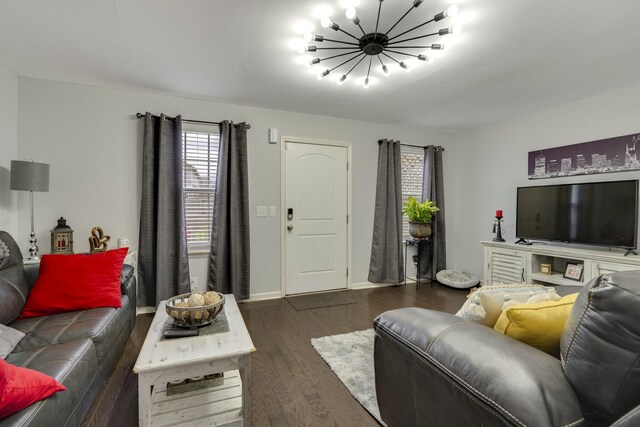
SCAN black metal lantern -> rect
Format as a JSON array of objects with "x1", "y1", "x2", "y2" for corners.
[{"x1": 50, "y1": 217, "x2": 74, "y2": 254}]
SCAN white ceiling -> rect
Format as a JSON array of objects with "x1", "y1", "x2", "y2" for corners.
[{"x1": 1, "y1": 0, "x2": 640, "y2": 131}]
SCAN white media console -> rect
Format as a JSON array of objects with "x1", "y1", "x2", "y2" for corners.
[{"x1": 482, "y1": 241, "x2": 640, "y2": 287}]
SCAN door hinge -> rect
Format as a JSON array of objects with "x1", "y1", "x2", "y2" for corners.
[
  {"x1": 346, "y1": 214, "x2": 349, "y2": 224},
  {"x1": 346, "y1": 268, "x2": 349, "y2": 277},
  {"x1": 346, "y1": 162, "x2": 349, "y2": 170}
]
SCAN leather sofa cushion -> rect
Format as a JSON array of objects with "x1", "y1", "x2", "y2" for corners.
[
  {"x1": 1, "y1": 339, "x2": 97, "y2": 427},
  {"x1": 374, "y1": 308, "x2": 584, "y2": 427},
  {"x1": 10, "y1": 295, "x2": 132, "y2": 364},
  {"x1": 561, "y1": 272, "x2": 640, "y2": 425},
  {"x1": 0, "y1": 232, "x2": 29, "y2": 324}
]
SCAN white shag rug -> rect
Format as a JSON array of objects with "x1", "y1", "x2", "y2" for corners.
[{"x1": 311, "y1": 329, "x2": 385, "y2": 426}]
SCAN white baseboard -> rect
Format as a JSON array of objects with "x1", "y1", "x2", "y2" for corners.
[
  {"x1": 136, "y1": 306, "x2": 156, "y2": 315},
  {"x1": 240, "y1": 291, "x2": 282, "y2": 303},
  {"x1": 349, "y1": 281, "x2": 397, "y2": 290}
]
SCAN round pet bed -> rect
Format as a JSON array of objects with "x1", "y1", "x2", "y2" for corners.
[{"x1": 436, "y1": 270, "x2": 479, "y2": 289}]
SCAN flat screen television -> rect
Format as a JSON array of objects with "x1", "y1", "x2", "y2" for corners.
[{"x1": 516, "y1": 180, "x2": 639, "y2": 249}]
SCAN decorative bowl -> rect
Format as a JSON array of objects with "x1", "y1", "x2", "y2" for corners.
[{"x1": 165, "y1": 292, "x2": 225, "y2": 329}]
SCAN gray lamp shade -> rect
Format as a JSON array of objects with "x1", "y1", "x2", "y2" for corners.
[{"x1": 10, "y1": 160, "x2": 50, "y2": 192}]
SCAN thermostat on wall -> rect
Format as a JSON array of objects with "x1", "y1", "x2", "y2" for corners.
[{"x1": 269, "y1": 128, "x2": 278, "y2": 144}]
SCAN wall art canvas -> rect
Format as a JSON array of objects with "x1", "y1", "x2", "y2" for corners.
[{"x1": 528, "y1": 132, "x2": 640, "y2": 179}]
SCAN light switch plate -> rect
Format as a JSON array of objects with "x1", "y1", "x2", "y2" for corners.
[
  {"x1": 268, "y1": 128, "x2": 278, "y2": 144},
  {"x1": 257, "y1": 206, "x2": 268, "y2": 217},
  {"x1": 269, "y1": 206, "x2": 276, "y2": 216}
]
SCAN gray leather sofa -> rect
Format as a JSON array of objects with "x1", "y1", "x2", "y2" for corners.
[
  {"x1": 0, "y1": 231, "x2": 136, "y2": 427},
  {"x1": 374, "y1": 271, "x2": 640, "y2": 427}
]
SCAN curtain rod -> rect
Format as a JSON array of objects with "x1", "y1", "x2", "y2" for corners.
[
  {"x1": 401, "y1": 143, "x2": 444, "y2": 151},
  {"x1": 135, "y1": 113, "x2": 251, "y2": 129},
  {"x1": 378, "y1": 140, "x2": 444, "y2": 151}
]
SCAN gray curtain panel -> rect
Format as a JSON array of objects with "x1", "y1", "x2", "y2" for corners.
[
  {"x1": 138, "y1": 112, "x2": 191, "y2": 307},
  {"x1": 368, "y1": 139, "x2": 404, "y2": 284},
  {"x1": 208, "y1": 121, "x2": 250, "y2": 299},
  {"x1": 419, "y1": 145, "x2": 447, "y2": 277}
]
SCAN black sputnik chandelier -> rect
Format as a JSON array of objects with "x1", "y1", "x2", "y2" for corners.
[{"x1": 297, "y1": 0, "x2": 461, "y2": 88}]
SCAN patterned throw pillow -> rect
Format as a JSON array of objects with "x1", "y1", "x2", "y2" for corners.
[
  {"x1": 456, "y1": 284, "x2": 560, "y2": 327},
  {"x1": 0, "y1": 239, "x2": 9, "y2": 261}
]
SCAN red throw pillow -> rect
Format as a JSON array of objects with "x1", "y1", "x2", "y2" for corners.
[
  {"x1": 0, "y1": 358, "x2": 66, "y2": 418},
  {"x1": 19, "y1": 248, "x2": 128, "y2": 319}
]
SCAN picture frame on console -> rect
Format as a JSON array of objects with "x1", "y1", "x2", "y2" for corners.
[{"x1": 563, "y1": 263, "x2": 584, "y2": 281}]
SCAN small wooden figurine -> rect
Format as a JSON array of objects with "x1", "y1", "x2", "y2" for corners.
[{"x1": 89, "y1": 227, "x2": 110, "y2": 253}]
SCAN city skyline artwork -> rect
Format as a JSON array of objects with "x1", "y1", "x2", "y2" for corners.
[{"x1": 528, "y1": 132, "x2": 640, "y2": 179}]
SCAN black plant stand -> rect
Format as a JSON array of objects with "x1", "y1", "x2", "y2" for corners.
[{"x1": 404, "y1": 238, "x2": 434, "y2": 286}]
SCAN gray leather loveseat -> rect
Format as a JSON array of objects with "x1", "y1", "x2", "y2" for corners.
[
  {"x1": 0, "y1": 231, "x2": 136, "y2": 427},
  {"x1": 374, "y1": 271, "x2": 640, "y2": 426}
]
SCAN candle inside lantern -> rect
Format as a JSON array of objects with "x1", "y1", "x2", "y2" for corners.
[{"x1": 496, "y1": 210, "x2": 503, "y2": 218}]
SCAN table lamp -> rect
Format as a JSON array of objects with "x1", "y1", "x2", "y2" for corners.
[{"x1": 10, "y1": 160, "x2": 50, "y2": 260}]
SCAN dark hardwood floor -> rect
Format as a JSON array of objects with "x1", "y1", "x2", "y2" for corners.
[{"x1": 82, "y1": 283, "x2": 467, "y2": 426}]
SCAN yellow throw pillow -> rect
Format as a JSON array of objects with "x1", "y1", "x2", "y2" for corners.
[{"x1": 494, "y1": 293, "x2": 579, "y2": 356}]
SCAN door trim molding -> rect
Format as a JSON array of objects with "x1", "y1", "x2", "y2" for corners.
[{"x1": 280, "y1": 136, "x2": 353, "y2": 297}]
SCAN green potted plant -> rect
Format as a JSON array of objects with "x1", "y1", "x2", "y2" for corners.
[{"x1": 402, "y1": 196, "x2": 439, "y2": 239}]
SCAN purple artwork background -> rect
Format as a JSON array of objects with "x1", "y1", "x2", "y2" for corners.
[{"x1": 528, "y1": 133, "x2": 640, "y2": 179}]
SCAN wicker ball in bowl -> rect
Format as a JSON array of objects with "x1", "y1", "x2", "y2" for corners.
[{"x1": 166, "y1": 291, "x2": 225, "y2": 328}]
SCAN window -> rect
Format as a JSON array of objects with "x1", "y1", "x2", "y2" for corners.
[
  {"x1": 400, "y1": 145, "x2": 424, "y2": 237},
  {"x1": 183, "y1": 130, "x2": 220, "y2": 247}
]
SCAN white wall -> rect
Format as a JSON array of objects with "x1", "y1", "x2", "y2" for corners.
[
  {"x1": 17, "y1": 78, "x2": 456, "y2": 298},
  {"x1": 0, "y1": 65, "x2": 18, "y2": 237},
  {"x1": 452, "y1": 82, "x2": 640, "y2": 278}
]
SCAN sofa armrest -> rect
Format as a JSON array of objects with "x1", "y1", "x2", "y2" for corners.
[
  {"x1": 121, "y1": 264, "x2": 136, "y2": 306},
  {"x1": 373, "y1": 308, "x2": 584, "y2": 427},
  {"x1": 22, "y1": 263, "x2": 40, "y2": 290},
  {"x1": 612, "y1": 405, "x2": 640, "y2": 427}
]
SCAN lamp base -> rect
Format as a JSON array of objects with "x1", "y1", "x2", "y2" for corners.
[{"x1": 27, "y1": 231, "x2": 40, "y2": 260}]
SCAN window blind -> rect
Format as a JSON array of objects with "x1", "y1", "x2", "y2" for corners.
[
  {"x1": 400, "y1": 145, "x2": 425, "y2": 238},
  {"x1": 183, "y1": 131, "x2": 220, "y2": 246}
]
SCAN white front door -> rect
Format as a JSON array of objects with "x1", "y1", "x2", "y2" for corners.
[{"x1": 285, "y1": 142, "x2": 348, "y2": 295}]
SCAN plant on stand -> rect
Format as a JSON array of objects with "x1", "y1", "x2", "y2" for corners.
[{"x1": 402, "y1": 196, "x2": 439, "y2": 239}]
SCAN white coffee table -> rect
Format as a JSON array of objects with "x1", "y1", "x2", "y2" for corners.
[{"x1": 134, "y1": 295, "x2": 255, "y2": 426}]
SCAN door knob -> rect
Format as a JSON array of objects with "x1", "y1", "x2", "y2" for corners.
[{"x1": 287, "y1": 225, "x2": 294, "y2": 231}]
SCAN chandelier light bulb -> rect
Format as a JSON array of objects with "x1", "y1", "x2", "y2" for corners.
[
  {"x1": 445, "y1": 4, "x2": 460, "y2": 18},
  {"x1": 417, "y1": 54, "x2": 428, "y2": 61},
  {"x1": 303, "y1": 32, "x2": 313, "y2": 42},
  {"x1": 320, "y1": 16, "x2": 332, "y2": 28},
  {"x1": 451, "y1": 24, "x2": 462, "y2": 35},
  {"x1": 307, "y1": 58, "x2": 321, "y2": 68},
  {"x1": 413, "y1": 0, "x2": 424, "y2": 7},
  {"x1": 338, "y1": 75, "x2": 347, "y2": 85},
  {"x1": 363, "y1": 78, "x2": 370, "y2": 88},
  {"x1": 317, "y1": 69, "x2": 330, "y2": 80},
  {"x1": 400, "y1": 62, "x2": 410, "y2": 71},
  {"x1": 298, "y1": 45, "x2": 307, "y2": 54},
  {"x1": 345, "y1": 7, "x2": 357, "y2": 20},
  {"x1": 382, "y1": 65, "x2": 389, "y2": 75}
]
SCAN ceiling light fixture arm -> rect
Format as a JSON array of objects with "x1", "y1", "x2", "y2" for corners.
[
  {"x1": 384, "y1": 1, "x2": 422, "y2": 37},
  {"x1": 316, "y1": 46, "x2": 362, "y2": 50},
  {"x1": 330, "y1": 52, "x2": 366, "y2": 72},
  {"x1": 316, "y1": 50, "x2": 364, "y2": 63},
  {"x1": 388, "y1": 18, "x2": 435, "y2": 42},
  {"x1": 338, "y1": 28, "x2": 360, "y2": 41},
  {"x1": 381, "y1": 52, "x2": 402, "y2": 64},
  {"x1": 323, "y1": 38, "x2": 360, "y2": 46},
  {"x1": 387, "y1": 32, "x2": 439, "y2": 45},
  {"x1": 341, "y1": 54, "x2": 368, "y2": 82},
  {"x1": 374, "y1": 0, "x2": 383, "y2": 38}
]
